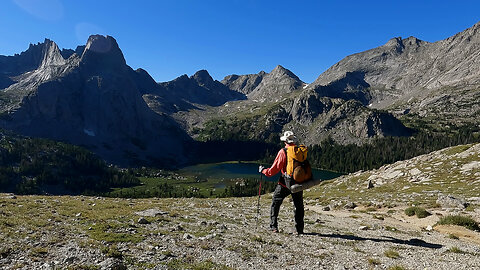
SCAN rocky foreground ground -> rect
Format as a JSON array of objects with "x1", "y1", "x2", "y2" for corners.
[{"x1": 1, "y1": 143, "x2": 480, "y2": 269}]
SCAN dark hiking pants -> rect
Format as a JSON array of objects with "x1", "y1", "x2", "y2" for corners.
[{"x1": 270, "y1": 184, "x2": 304, "y2": 233}]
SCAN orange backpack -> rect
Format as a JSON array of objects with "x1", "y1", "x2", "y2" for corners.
[{"x1": 284, "y1": 145, "x2": 312, "y2": 183}]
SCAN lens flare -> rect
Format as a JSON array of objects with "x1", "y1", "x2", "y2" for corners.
[{"x1": 14, "y1": 0, "x2": 64, "y2": 21}]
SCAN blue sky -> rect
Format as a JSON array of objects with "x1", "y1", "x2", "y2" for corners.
[{"x1": 1, "y1": 0, "x2": 479, "y2": 83}]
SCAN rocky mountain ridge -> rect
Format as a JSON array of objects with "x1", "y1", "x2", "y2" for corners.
[
  {"x1": 157, "y1": 69, "x2": 246, "y2": 108},
  {"x1": 308, "y1": 21, "x2": 480, "y2": 122},
  {"x1": 221, "y1": 65, "x2": 305, "y2": 102},
  {"x1": 2, "y1": 21, "x2": 480, "y2": 166},
  {"x1": 0, "y1": 35, "x2": 411, "y2": 163},
  {"x1": 0, "y1": 35, "x2": 191, "y2": 167}
]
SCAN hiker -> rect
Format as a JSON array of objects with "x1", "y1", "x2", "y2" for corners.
[{"x1": 259, "y1": 131, "x2": 304, "y2": 234}]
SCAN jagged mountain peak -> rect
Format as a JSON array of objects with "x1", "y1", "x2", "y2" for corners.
[
  {"x1": 1, "y1": 38, "x2": 64, "y2": 73},
  {"x1": 174, "y1": 74, "x2": 190, "y2": 82},
  {"x1": 42, "y1": 38, "x2": 55, "y2": 45},
  {"x1": 272, "y1": 64, "x2": 287, "y2": 72},
  {"x1": 191, "y1": 69, "x2": 214, "y2": 85},
  {"x1": 220, "y1": 70, "x2": 267, "y2": 95},
  {"x1": 156, "y1": 69, "x2": 246, "y2": 108},
  {"x1": 383, "y1": 36, "x2": 427, "y2": 52},
  {"x1": 84, "y1": 35, "x2": 119, "y2": 54},
  {"x1": 246, "y1": 65, "x2": 304, "y2": 101},
  {"x1": 402, "y1": 36, "x2": 426, "y2": 47},
  {"x1": 270, "y1": 65, "x2": 301, "y2": 80},
  {"x1": 384, "y1": 37, "x2": 402, "y2": 47},
  {"x1": 219, "y1": 65, "x2": 303, "y2": 100},
  {"x1": 25, "y1": 38, "x2": 54, "y2": 52},
  {"x1": 39, "y1": 38, "x2": 65, "y2": 68},
  {"x1": 80, "y1": 35, "x2": 126, "y2": 71}
]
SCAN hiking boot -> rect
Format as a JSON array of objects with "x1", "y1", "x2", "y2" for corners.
[{"x1": 270, "y1": 227, "x2": 279, "y2": 233}]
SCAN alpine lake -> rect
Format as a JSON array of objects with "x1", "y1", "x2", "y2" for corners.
[
  {"x1": 178, "y1": 162, "x2": 341, "y2": 188},
  {"x1": 109, "y1": 161, "x2": 342, "y2": 198}
]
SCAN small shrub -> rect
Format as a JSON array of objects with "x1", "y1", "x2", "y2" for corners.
[
  {"x1": 88, "y1": 223, "x2": 144, "y2": 243},
  {"x1": 384, "y1": 249, "x2": 400, "y2": 259},
  {"x1": 250, "y1": 235, "x2": 266, "y2": 244},
  {"x1": 437, "y1": 215, "x2": 480, "y2": 231},
  {"x1": 415, "y1": 208, "x2": 431, "y2": 218},
  {"x1": 404, "y1": 207, "x2": 416, "y2": 216},
  {"x1": 0, "y1": 247, "x2": 11, "y2": 258},
  {"x1": 100, "y1": 245, "x2": 122, "y2": 259},
  {"x1": 353, "y1": 247, "x2": 362, "y2": 253},
  {"x1": 200, "y1": 241, "x2": 213, "y2": 250},
  {"x1": 448, "y1": 246, "x2": 465, "y2": 254},
  {"x1": 448, "y1": 234, "x2": 459, "y2": 240},
  {"x1": 404, "y1": 206, "x2": 431, "y2": 218},
  {"x1": 161, "y1": 250, "x2": 174, "y2": 257},
  {"x1": 30, "y1": 247, "x2": 48, "y2": 257},
  {"x1": 368, "y1": 258, "x2": 381, "y2": 265},
  {"x1": 305, "y1": 219, "x2": 315, "y2": 225},
  {"x1": 465, "y1": 205, "x2": 476, "y2": 212}
]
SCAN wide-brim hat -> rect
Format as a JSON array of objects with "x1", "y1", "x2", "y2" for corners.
[{"x1": 280, "y1": 131, "x2": 296, "y2": 143}]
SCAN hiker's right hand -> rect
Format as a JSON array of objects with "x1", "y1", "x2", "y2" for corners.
[{"x1": 258, "y1": 166, "x2": 265, "y2": 174}]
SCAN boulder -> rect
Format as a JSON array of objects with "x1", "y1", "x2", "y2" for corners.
[
  {"x1": 135, "y1": 208, "x2": 168, "y2": 217},
  {"x1": 436, "y1": 194, "x2": 469, "y2": 210},
  {"x1": 99, "y1": 258, "x2": 127, "y2": 270},
  {"x1": 137, "y1": 217, "x2": 150, "y2": 224}
]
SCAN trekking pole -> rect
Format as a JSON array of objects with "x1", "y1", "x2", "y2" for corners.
[{"x1": 255, "y1": 172, "x2": 263, "y2": 230}]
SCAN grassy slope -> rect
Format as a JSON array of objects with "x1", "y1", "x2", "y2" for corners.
[{"x1": 305, "y1": 143, "x2": 480, "y2": 207}]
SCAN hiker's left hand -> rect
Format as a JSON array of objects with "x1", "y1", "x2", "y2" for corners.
[{"x1": 258, "y1": 166, "x2": 264, "y2": 173}]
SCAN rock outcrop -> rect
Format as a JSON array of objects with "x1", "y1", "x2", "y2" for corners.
[
  {"x1": 195, "y1": 88, "x2": 412, "y2": 145},
  {"x1": 288, "y1": 89, "x2": 412, "y2": 144}
]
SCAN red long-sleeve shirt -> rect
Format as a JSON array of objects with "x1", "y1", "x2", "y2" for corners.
[{"x1": 262, "y1": 143, "x2": 295, "y2": 177}]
